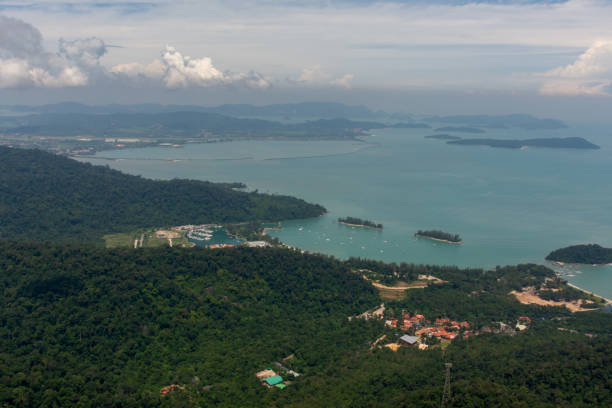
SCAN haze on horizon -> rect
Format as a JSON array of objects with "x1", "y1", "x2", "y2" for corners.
[{"x1": 2, "y1": 0, "x2": 612, "y2": 121}]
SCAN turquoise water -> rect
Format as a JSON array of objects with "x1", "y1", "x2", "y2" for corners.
[
  {"x1": 82, "y1": 125, "x2": 612, "y2": 299},
  {"x1": 188, "y1": 227, "x2": 243, "y2": 247}
]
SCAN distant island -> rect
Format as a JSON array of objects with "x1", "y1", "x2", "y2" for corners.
[
  {"x1": 338, "y1": 217, "x2": 383, "y2": 230},
  {"x1": 447, "y1": 137, "x2": 600, "y2": 150},
  {"x1": 426, "y1": 114, "x2": 567, "y2": 130},
  {"x1": 424, "y1": 134, "x2": 462, "y2": 140},
  {"x1": 434, "y1": 126, "x2": 485, "y2": 134},
  {"x1": 546, "y1": 244, "x2": 612, "y2": 265},
  {"x1": 415, "y1": 229, "x2": 462, "y2": 244},
  {"x1": 387, "y1": 122, "x2": 431, "y2": 129}
]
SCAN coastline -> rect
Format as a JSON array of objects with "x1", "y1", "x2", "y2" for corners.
[
  {"x1": 414, "y1": 234, "x2": 462, "y2": 245},
  {"x1": 564, "y1": 281, "x2": 612, "y2": 305},
  {"x1": 338, "y1": 221, "x2": 383, "y2": 230}
]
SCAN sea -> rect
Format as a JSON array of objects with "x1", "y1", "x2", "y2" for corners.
[{"x1": 81, "y1": 122, "x2": 612, "y2": 299}]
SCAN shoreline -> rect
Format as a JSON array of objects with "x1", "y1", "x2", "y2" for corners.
[
  {"x1": 338, "y1": 221, "x2": 382, "y2": 230},
  {"x1": 550, "y1": 260, "x2": 612, "y2": 267},
  {"x1": 563, "y1": 281, "x2": 612, "y2": 305},
  {"x1": 414, "y1": 234, "x2": 462, "y2": 245}
]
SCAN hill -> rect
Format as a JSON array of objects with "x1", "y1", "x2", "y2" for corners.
[
  {"x1": 0, "y1": 242, "x2": 609, "y2": 407},
  {"x1": 427, "y1": 114, "x2": 567, "y2": 130},
  {"x1": 546, "y1": 244, "x2": 612, "y2": 264},
  {"x1": 0, "y1": 242, "x2": 379, "y2": 407},
  {"x1": 2, "y1": 101, "x2": 382, "y2": 119},
  {"x1": 0, "y1": 112, "x2": 389, "y2": 146},
  {"x1": 0, "y1": 147, "x2": 325, "y2": 244},
  {"x1": 448, "y1": 137, "x2": 600, "y2": 150}
]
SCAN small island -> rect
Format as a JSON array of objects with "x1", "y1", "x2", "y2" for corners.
[
  {"x1": 415, "y1": 229, "x2": 462, "y2": 244},
  {"x1": 447, "y1": 137, "x2": 600, "y2": 150},
  {"x1": 338, "y1": 217, "x2": 383, "y2": 230},
  {"x1": 424, "y1": 134, "x2": 462, "y2": 140},
  {"x1": 546, "y1": 244, "x2": 612, "y2": 265},
  {"x1": 434, "y1": 126, "x2": 485, "y2": 134}
]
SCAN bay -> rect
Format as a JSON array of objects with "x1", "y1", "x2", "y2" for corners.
[{"x1": 82, "y1": 124, "x2": 612, "y2": 299}]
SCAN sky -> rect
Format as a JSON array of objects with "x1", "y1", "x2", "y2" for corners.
[{"x1": 1, "y1": 0, "x2": 612, "y2": 120}]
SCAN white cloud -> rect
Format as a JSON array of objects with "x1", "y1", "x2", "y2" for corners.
[
  {"x1": 332, "y1": 73, "x2": 354, "y2": 89},
  {"x1": 0, "y1": 15, "x2": 101, "y2": 88},
  {"x1": 297, "y1": 65, "x2": 354, "y2": 88},
  {"x1": 298, "y1": 65, "x2": 331, "y2": 83},
  {"x1": 58, "y1": 37, "x2": 107, "y2": 68},
  {"x1": 539, "y1": 41, "x2": 612, "y2": 95},
  {"x1": 111, "y1": 45, "x2": 270, "y2": 89}
]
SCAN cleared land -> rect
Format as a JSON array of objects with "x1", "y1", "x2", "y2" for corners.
[
  {"x1": 360, "y1": 273, "x2": 443, "y2": 300},
  {"x1": 104, "y1": 228, "x2": 191, "y2": 248},
  {"x1": 510, "y1": 288, "x2": 598, "y2": 313}
]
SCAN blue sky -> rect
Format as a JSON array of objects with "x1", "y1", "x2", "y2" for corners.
[{"x1": 1, "y1": 0, "x2": 612, "y2": 118}]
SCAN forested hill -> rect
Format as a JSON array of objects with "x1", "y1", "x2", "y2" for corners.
[
  {"x1": 0, "y1": 242, "x2": 610, "y2": 407},
  {"x1": 546, "y1": 244, "x2": 612, "y2": 264},
  {"x1": 0, "y1": 111, "x2": 387, "y2": 140},
  {"x1": 0, "y1": 147, "x2": 325, "y2": 244},
  {"x1": 0, "y1": 242, "x2": 380, "y2": 407}
]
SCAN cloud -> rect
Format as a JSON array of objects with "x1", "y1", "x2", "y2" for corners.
[
  {"x1": 0, "y1": 15, "x2": 102, "y2": 88},
  {"x1": 297, "y1": 65, "x2": 354, "y2": 88},
  {"x1": 332, "y1": 73, "x2": 354, "y2": 89},
  {"x1": 539, "y1": 41, "x2": 612, "y2": 96},
  {"x1": 298, "y1": 65, "x2": 331, "y2": 82},
  {"x1": 111, "y1": 45, "x2": 271, "y2": 89},
  {"x1": 58, "y1": 37, "x2": 107, "y2": 68}
]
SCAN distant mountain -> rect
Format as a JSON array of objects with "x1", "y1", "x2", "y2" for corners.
[
  {"x1": 435, "y1": 126, "x2": 485, "y2": 133},
  {"x1": 447, "y1": 137, "x2": 600, "y2": 150},
  {"x1": 0, "y1": 112, "x2": 394, "y2": 141},
  {"x1": 0, "y1": 146, "x2": 325, "y2": 244},
  {"x1": 426, "y1": 114, "x2": 567, "y2": 130},
  {"x1": 2, "y1": 101, "x2": 384, "y2": 119}
]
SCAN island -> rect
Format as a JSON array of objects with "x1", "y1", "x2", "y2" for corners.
[
  {"x1": 434, "y1": 126, "x2": 485, "y2": 133},
  {"x1": 415, "y1": 229, "x2": 462, "y2": 244},
  {"x1": 424, "y1": 134, "x2": 462, "y2": 140},
  {"x1": 546, "y1": 244, "x2": 612, "y2": 265},
  {"x1": 338, "y1": 217, "x2": 383, "y2": 230},
  {"x1": 387, "y1": 122, "x2": 431, "y2": 129},
  {"x1": 426, "y1": 114, "x2": 567, "y2": 130},
  {"x1": 447, "y1": 137, "x2": 600, "y2": 150}
]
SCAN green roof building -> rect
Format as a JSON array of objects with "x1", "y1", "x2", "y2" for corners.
[
  {"x1": 275, "y1": 384, "x2": 287, "y2": 390},
  {"x1": 265, "y1": 376, "x2": 283, "y2": 386}
]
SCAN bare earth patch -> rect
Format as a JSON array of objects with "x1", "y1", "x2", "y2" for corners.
[{"x1": 510, "y1": 287, "x2": 596, "y2": 312}]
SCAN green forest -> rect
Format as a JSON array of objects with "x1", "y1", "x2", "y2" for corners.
[
  {"x1": 0, "y1": 147, "x2": 325, "y2": 245},
  {"x1": 546, "y1": 244, "x2": 612, "y2": 264},
  {"x1": 338, "y1": 217, "x2": 383, "y2": 229},
  {"x1": 0, "y1": 242, "x2": 610, "y2": 407},
  {"x1": 415, "y1": 230, "x2": 462, "y2": 243},
  {"x1": 1, "y1": 145, "x2": 611, "y2": 407}
]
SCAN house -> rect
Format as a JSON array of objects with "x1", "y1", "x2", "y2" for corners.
[
  {"x1": 245, "y1": 241, "x2": 270, "y2": 248},
  {"x1": 399, "y1": 334, "x2": 419, "y2": 346},
  {"x1": 264, "y1": 376, "x2": 284, "y2": 387},
  {"x1": 385, "y1": 319, "x2": 398, "y2": 328},
  {"x1": 401, "y1": 320, "x2": 413, "y2": 330}
]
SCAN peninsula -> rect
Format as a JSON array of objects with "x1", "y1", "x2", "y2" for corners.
[
  {"x1": 424, "y1": 134, "x2": 462, "y2": 140},
  {"x1": 434, "y1": 126, "x2": 485, "y2": 133},
  {"x1": 447, "y1": 137, "x2": 600, "y2": 150},
  {"x1": 415, "y1": 229, "x2": 462, "y2": 244},
  {"x1": 546, "y1": 244, "x2": 612, "y2": 265},
  {"x1": 338, "y1": 217, "x2": 383, "y2": 230}
]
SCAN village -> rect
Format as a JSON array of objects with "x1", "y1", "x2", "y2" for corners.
[{"x1": 352, "y1": 303, "x2": 532, "y2": 351}]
